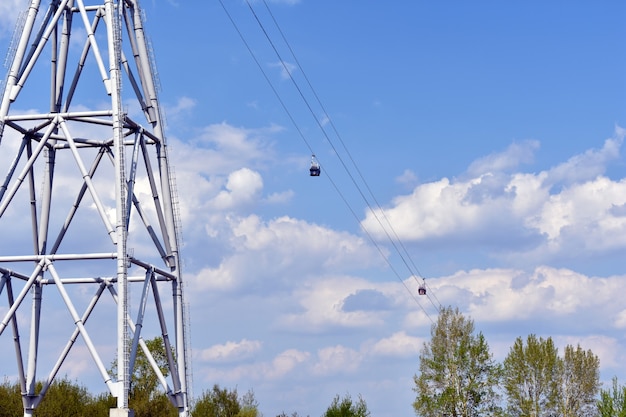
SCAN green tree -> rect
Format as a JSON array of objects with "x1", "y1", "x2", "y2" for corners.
[
  {"x1": 110, "y1": 337, "x2": 178, "y2": 417},
  {"x1": 323, "y1": 393, "x2": 369, "y2": 417},
  {"x1": 0, "y1": 378, "x2": 22, "y2": 416},
  {"x1": 559, "y1": 344, "x2": 600, "y2": 417},
  {"x1": 413, "y1": 306, "x2": 502, "y2": 417},
  {"x1": 192, "y1": 384, "x2": 261, "y2": 417},
  {"x1": 502, "y1": 335, "x2": 560, "y2": 417},
  {"x1": 0, "y1": 376, "x2": 113, "y2": 417},
  {"x1": 598, "y1": 377, "x2": 626, "y2": 417},
  {"x1": 35, "y1": 378, "x2": 94, "y2": 417},
  {"x1": 130, "y1": 337, "x2": 178, "y2": 417},
  {"x1": 238, "y1": 389, "x2": 262, "y2": 417},
  {"x1": 89, "y1": 391, "x2": 117, "y2": 416}
]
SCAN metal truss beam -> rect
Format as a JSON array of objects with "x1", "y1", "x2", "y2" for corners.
[{"x1": 0, "y1": 1, "x2": 190, "y2": 416}]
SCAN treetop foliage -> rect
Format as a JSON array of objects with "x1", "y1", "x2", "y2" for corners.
[
  {"x1": 598, "y1": 377, "x2": 626, "y2": 417},
  {"x1": 414, "y1": 306, "x2": 502, "y2": 417},
  {"x1": 323, "y1": 393, "x2": 370, "y2": 417},
  {"x1": 502, "y1": 334, "x2": 600, "y2": 417},
  {"x1": 0, "y1": 325, "x2": 613, "y2": 417},
  {"x1": 414, "y1": 307, "x2": 603, "y2": 417}
]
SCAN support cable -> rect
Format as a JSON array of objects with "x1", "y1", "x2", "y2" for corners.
[
  {"x1": 219, "y1": 0, "x2": 437, "y2": 321},
  {"x1": 260, "y1": 0, "x2": 444, "y2": 312},
  {"x1": 245, "y1": 0, "x2": 442, "y2": 312}
]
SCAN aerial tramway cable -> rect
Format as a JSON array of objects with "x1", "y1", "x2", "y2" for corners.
[
  {"x1": 264, "y1": 0, "x2": 446, "y2": 314},
  {"x1": 258, "y1": 0, "x2": 440, "y2": 302},
  {"x1": 253, "y1": 1, "x2": 446, "y2": 312},
  {"x1": 218, "y1": 0, "x2": 441, "y2": 320},
  {"x1": 242, "y1": 0, "x2": 441, "y2": 318}
]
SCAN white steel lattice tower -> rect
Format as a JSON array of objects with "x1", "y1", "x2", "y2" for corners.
[{"x1": 0, "y1": 1, "x2": 190, "y2": 416}]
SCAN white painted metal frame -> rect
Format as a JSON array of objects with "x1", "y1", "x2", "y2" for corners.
[{"x1": 0, "y1": 1, "x2": 190, "y2": 416}]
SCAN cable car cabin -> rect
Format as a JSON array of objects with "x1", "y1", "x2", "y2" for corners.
[
  {"x1": 310, "y1": 164, "x2": 321, "y2": 176},
  {"x1": 310, "y1": 155, "x2": 321, "y2": 176},
  {"x1": 418, "y1": 286, "x2": 426, "y2": 296}
]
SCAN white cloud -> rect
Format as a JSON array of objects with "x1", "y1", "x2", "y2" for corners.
[
  {"x1": 211, "y1": 168, "x2": 263, "y2": 211},
  {"x1": 166, "y1": 96, "x2": 196, "y2": 119},
  {"x1": 0, "y1": 0, "x2": 25, "y2": 38},
  {"x1": 277, "y1": 276, "x2": 392, "y2": 332},
  {"x1": 270, "y1": 349, "x2": 310, "y2": 379},
  {"x1": 362, "y1": 175, "x2": 512, "y2": 242},
  {"x1": 2, "y1": 4, "x2": 626, "y2": 417},
  {"x1": 614, "y1": 309, "x2": 626, "y2": 329},
  {"x1": 403, "y1": 310, "x2": 435, "y2": 329},
  {"x1": 415, "y1": 266, "x2": 626, "y2": 334},
  {"x1": 546, "y1": 136, "x2": 622, "y2": 186},
  {"x1": 197, "y1": 348, "x2": 310, "y2": 383},
  {"x1": 527, "y1": 176, "x2": 626, "y2": 245},
  {"x1": 312, "y1": 345, "x2": 362, "y2": 376},
  {"x1": 265, "y1": 189, "x2": 294, "y2": 204},
  {"x1": 369, "y1": 331, "x2": 423, "y2": 358},
  {"x1": 554, "y1": 335, "x2": 622, "y2": 369},
  {"x1": 199, "y1": 122, "x2": 279, "y2": 158},
  {"x1": 466, "y1": 139, "x2": 539, "y2": 177},
  {"x1": 174, "y1": 122, "x2": 279, "y2": 176},
  {"x1": 395, "y1": 169, "x2": 418, "y2": 187},
  {"x1": 199, "y1": 339, "x2": 262, "y2": 363},
  {"x1": 64, "y1": 345, "x2": 102, "y2": 379},
  {"x1": 187, "y1": 215, "x2": 382, "y2": 295},
  {"x1": 270, "y1": 60, "x2": 297, "y2": 80},
  {"x1": 361, "y1": 131, "x2": 626, "y2": 261},
  {"x1": 167, "y1": 122, "x2": 287, "y2": 229}
]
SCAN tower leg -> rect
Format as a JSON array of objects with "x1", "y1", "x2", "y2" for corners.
[
  {"x1": 110, "y1": 410, "x2": 135, "y2": 417},
  {"x1": 1, "y1": 1, "x2": 191, "y2": 415}
]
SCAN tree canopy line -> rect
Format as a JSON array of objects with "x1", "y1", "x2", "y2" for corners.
[
  {"x1": 414, "y1": 306, "x2": 623, "y2": 417},
  {"x1": 0, "y1": 376, "x2": 368, "y2": 417},
  {"x1": 0, "y1": 336, "x2": 370, "y2": 417},
  {"x1": 0, "y1": 306, "x2": 625, "y2": 416}
]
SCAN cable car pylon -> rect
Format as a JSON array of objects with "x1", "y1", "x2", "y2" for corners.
[{"x1": 0, "y1": 1, "x2": 190, "y2": 416}]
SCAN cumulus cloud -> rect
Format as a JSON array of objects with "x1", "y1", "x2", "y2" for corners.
[
  {"x1": 466, "y1": 139, "x2": 539, "y2": 177},
  {"x1": 270, "y1": 349, "x2": 310, "y2": 378},
  {"x1": 614, "y1": 310, "x2": 626, "y2": 329},
  {"x1": 342, "y1": 289, "x2": 392, "y2": 312},
  {"x1": 59, "y1": 346, "x2": 91, "y2": 378},
  {"x1": 187, "y1": 215, "x2": 383, "y2": 294},
  {"x1": 37, "y1": 248, "x2": 626, "y2": 392},
  {"x1": 546, "y1": 135, "x2": 622, "y2": 187},
  {"x1": 312, "y1": 345, "x2": 362, "y2": 375},
  {"x1": 369, "y1": 331, "x2": 423, "y2": 358},
  {"x1": 395, "y1": 169, "x2": 419, "y2": 187},
  {"x1": 265, "y1": 189, "x2": 294, "y2": 204},
  {"x1": 199, "y1": 339, "x2": 262, "y2": 363},
  {"x1": 211, "y1": 168, "x2": 264, "y2": 211},
  {"x1": 165, "y1": 96, "x2": 196, "y2": 120},
  {"x1": 277, "y1": 277, "x2": 392, "y2": 332},
  {"x1": 0, "y1": 0, "x2": 25, "y2": 38},
  {"x1": 173, "y1": 122, "x2": 279, "y2": 178},
  {"x1": 415, "y1": 266, "x2": 626, "y2": 335},
  {"x1": 198, "y1": 348, "x2": 310, "y2": 383},
  {"x1": 554, "y1": 335, "x2": 622, "y2": 369},
  {"x1": 361, "y1": 131, "x2": 626, "y2": 262},
  {"x1": 5, "y1": 3, "x2": 626, "y2": 416},
  {"x1": 167, "y1": 122, "x2": 289, "y2": 231}
]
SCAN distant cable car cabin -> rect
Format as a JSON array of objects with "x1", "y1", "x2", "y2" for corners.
[
  {"x1": 418, "y1": 280, "x2": 426, "y2": 296},
  {"x1": 309, "y1": 154, "x2": 321, "y2": 176}
]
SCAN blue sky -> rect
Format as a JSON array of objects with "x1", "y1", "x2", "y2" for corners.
[{"x1": 1, "y1": 1, "x2": 626, "y2": 416}]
